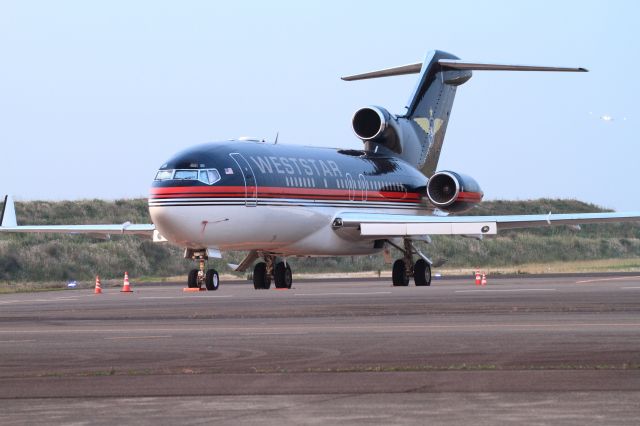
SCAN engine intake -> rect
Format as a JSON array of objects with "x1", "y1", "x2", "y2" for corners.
[
  {"x1": 351, "y1": 106, "x2": 402, "y2": 154},
  {"x1": 426, "y1": 171, "x2": 483, "y2": 213},
  {"x1": 352, "y1": 106, "x2": 389, "y2": 140}
]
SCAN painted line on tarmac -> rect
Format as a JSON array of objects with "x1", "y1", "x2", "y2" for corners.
[
  {"x1": 2, "y1": 322, "x2": 640, "y2": 335},
  {"x1": 0, "y1": 297, "x2": 79, "y2": 305},
  {"x1": 104, "y1": 335, "x2": 172, "y2": 340},
  {"x1": 0, "y1": 339, "x2": 36, "y2": 343},
  {"x1": 197, "y1": 295, "x2": 234, "y2": 298},
  {"x1": 455, "y1": 288, "x2": 556, "y2": 293},
  {"x1": 576, "y1": 276, "x2": 640, "y2": 284},
  {"x1": 294, "y1": 291, "x2": 392, "y2": 297},
  {"x1": 139, "y1": 297, "x2": 184, "y2": 300},
  {"x1": 621, "y1": 286, "x2": 640, "y2": 290},
  {"x1": 140, "y1": 295, "x2": 233, "y2": 299}
]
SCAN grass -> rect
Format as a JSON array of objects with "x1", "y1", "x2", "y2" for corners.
[{"x1": 1, "y1": 197, "x2": 639, "y2": 287}]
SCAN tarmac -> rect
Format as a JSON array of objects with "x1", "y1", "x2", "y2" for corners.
[{"x1": 1, "y1": 274, "x2": 639, "y2": 425}]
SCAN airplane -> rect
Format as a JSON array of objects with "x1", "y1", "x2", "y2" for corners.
[{"x1": 2, "y1": 49, "x2": 639, "y2": 291}]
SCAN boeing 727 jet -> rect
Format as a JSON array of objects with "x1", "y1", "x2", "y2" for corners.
[{"x1": 2, "y1": 49, "x2": 639, "y2": 290}]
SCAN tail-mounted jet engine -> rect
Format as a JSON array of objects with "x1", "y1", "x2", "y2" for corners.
[
  {"x1": 426, "y1": 171, "x2": 483, "y2": 213},
  {"x1": 351, "y1": 106, "x2": 420, "y2": 157}
]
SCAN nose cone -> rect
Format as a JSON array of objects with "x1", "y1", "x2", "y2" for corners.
[{"x1": 148, "y1": 204, "x2": 190, "y2": 246}]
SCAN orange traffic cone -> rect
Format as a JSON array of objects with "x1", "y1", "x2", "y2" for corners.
[
  {"x1": 475, "y1": 270, "x2": 481, "y2": 286},
  {"x1": 481, "y1": 273, "x2": 487, "y2": 286},
  {"x1": 94, "y1": 276, "x2": 102, "y2": 294},
  {"x1": 121, "y1": 271, "x2": 133, "y2": 293}
]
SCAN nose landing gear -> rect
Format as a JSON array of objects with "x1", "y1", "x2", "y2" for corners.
[{"x1": 186, "y1": 250, "x2": 219, "y2": 291}]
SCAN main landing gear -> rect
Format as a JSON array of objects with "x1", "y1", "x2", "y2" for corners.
[
  {"x1": 253, "y1": 254, "x2": 292, "y2": 290},
  {"x1": 390, "y1": 239, "x2": 432, "y2": 287},
  {"x1": 186, "y1": 250, "x2": 219, "y2": 291}
]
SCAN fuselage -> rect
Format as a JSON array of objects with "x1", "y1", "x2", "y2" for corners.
[{"x1": 148, "y1": 140, "x2": 431, "y2": 256}]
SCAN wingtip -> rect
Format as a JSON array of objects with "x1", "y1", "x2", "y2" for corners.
[{"x1": 0, "y1": 195, "x2": 17, "y2": 227}]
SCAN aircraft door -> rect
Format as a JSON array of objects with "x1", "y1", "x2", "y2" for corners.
[
  {"x1": 345, "y1": 173, "x2": 355, "y2": 201},
  {"x1": 358, "y1": 174, "x2": 368, "y2": 201},
  {"x1": 229, "y1": 153, "x2": 257, "y2": 207}
]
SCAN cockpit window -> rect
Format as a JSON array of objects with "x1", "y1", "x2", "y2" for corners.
[
  {"x1": 155, "y1": 168, "x2": 222, "y2": 185},
  {"x1": 155, "y1": 170, "x2": 174, "y2": 180},
  {"x1": 174, "y1": 170, "x2": 198, "y2": 180},
  {"x1": 199, "y1": 169, "x2": 221, "y2": 185}
]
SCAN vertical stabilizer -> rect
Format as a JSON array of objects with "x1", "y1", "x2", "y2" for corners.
[{"x1": 402, "y1": 50, "x2": 471, "y2": 176}]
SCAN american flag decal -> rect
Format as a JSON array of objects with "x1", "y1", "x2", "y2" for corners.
[{"x1": 224, "y1": 168, "x2": 234, "y2": 175}]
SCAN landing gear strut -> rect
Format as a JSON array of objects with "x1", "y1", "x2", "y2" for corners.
[
  {"x1": 253, "y1": 254, "x2": 293, "y2": 290},
  {"x1": 389, "y1": 239, "x2": 432, "y2": 287},
  {"x1": 186, "y1": 249, "x2": 219, "y2": 291}
]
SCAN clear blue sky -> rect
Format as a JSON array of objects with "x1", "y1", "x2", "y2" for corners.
[{"x1": 1, "y1": 0, "x2": 638, "y2": 210}]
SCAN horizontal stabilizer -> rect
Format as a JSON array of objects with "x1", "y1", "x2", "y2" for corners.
[
  {"x1": 439, "y1": 60, "x2": 588, "y2": 73},
  {"x1": 342, "y1": 60, "x2": 587, "y2": 81},
  {"x1": 341, "y1": 63, "x2": 422, "y2": 81}
]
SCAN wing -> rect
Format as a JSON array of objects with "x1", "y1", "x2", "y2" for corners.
[
  {"x1": 333, "y1": 211, "x2": 640, "y2": 237},
  {"x1": 0, "y1": 223, "x2": 155, "y2": 236},
  {"x1": 0, "y1": 195, "x2": 155, "y2": 237}
]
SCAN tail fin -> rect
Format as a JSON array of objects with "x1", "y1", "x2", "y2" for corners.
[{"x1": 343, "y1": 50, "x2": 587, "y2": 176}]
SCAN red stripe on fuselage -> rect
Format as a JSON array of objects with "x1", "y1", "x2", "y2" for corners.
[{"x1": 150, "y1": 186, "x2": 421, "y2": 203}]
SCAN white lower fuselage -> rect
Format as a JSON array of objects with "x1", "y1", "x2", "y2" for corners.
[{"x1": 150, "y1": 203, "x2": 427, "y2": 256}]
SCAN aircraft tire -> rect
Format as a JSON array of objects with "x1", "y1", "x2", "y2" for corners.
[
  {"x1": 205, "y1": 269, "x2": 219, "y2": 291},
  {"x1": 253, "y1": 262, "x2": 271, "y2": 290},
  {"x1": 274, "y1": 262, "x2": 285, "y2": 288},
  {"x1": 275, "y1": 262, "x2": 293, "y2": 289},
  {"x1": 414, "y1": 259, "x2": 431, "y2": 286},
  {"x1": 187, "y1": 269, "x2": 199, "y2": 288},
  {"x1": 392, "y1": 259, "x2": 409, "y2": 286},
  {"x1": 284, "y1": 264, "x2": 292, "y2": 289}
]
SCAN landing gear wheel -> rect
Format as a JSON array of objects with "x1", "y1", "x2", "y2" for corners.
[
  {"x1": 284, "y1": 264, "x2": 292, "y2": 289},
  {"x1": 205, "y1": 269, "x2": 219, "y2": 291},
  {"x1": 253, "y1": 262, "x2": 271, "y2": 290},
  {"x1": 274, "y1": 262, "x2": 293, "y2": 289},
  {"x1": 392, "y1": 259, "x2": 409, "y2": 286},
  {"x1": 414, "y1": 259, "x2": 431, "y2": 287},
  {"x1": 187, "y1": 269, "x2": 199, "y2": 288}
]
